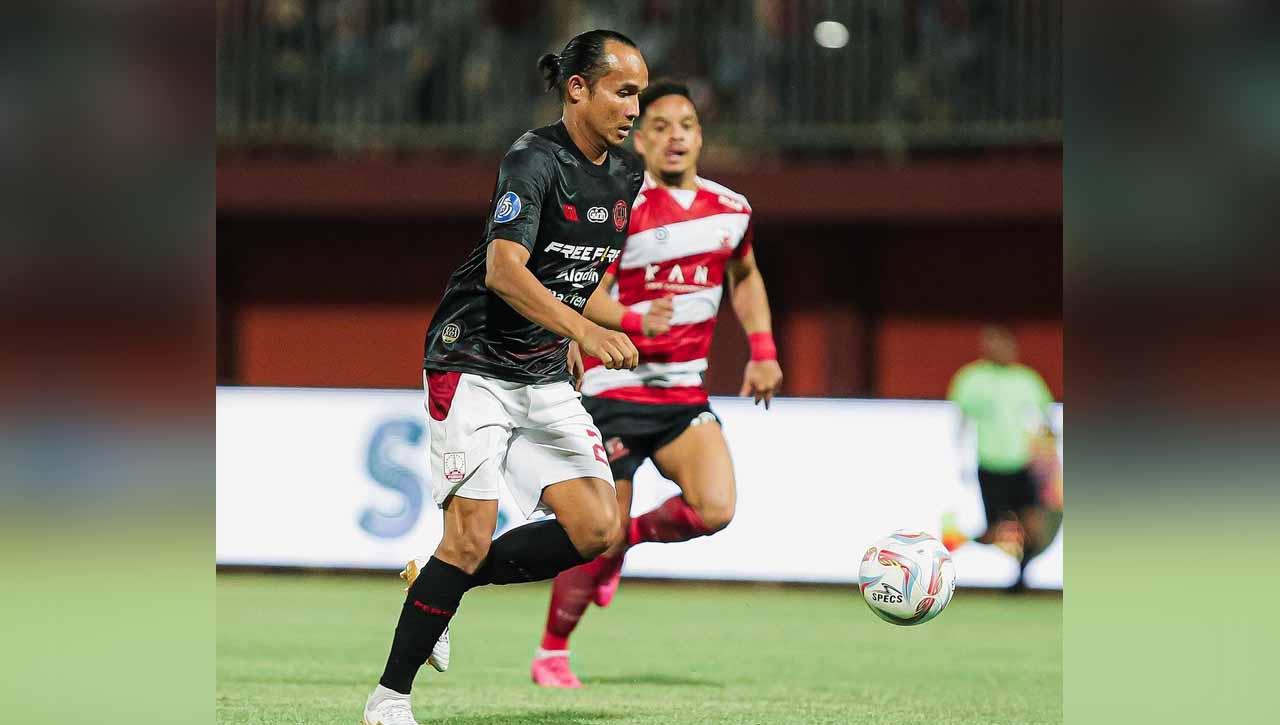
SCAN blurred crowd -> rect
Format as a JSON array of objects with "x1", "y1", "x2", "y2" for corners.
[{"x1": 216, "y1": 0, "x2": 1060, "y2": 149}]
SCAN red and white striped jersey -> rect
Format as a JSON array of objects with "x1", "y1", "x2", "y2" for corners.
[{"x1": 580, "y1": 174, "x2": 752, "y2": 405}]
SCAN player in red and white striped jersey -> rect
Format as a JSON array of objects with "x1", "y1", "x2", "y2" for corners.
[{"x1": 531, "y1": 81, "x2": 783, "y2": 688}]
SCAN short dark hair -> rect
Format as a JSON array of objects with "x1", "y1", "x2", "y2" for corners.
[
  {"x1": 538, "y1": 29, "x2": 638, "y2": 100},
  {"x1": 639, "y1": 80, "x2": 695, "y2": 120}
]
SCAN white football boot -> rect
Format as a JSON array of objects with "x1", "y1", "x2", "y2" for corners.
[
  {"x1": 401, "y1": 557, "x2": 450, "y2": 672},
  {"x1": 362, "y1": 687, "x2": 418, "y2": 725}
]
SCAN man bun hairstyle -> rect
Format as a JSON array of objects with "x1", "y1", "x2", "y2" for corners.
[
  {"x1": 638, "y1": 79, "x2": 695, "y2": 119},
  {"x1": 538, "y1": 29, "x2": 638, "y2": 99},
  {"x1": 536, "y1": 53, "x2": 562, "y2": 92}
]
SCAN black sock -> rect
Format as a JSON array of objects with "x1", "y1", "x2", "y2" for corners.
[
  {"x1": 473, "y1": 519, "x2": 588, "y2": 585},
  {"x1": 378, "y1": 557, "x2": 475, "y2": 694}
]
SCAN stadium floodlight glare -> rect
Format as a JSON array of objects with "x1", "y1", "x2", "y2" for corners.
[{"x1": 813, "y1": 20, "x2": 849, "y2": 49}]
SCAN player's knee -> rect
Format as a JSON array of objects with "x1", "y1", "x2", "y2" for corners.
[
  {"x1": 696, "y1": 499, "x2": 735, "y2": 534},
  {"x1": 604, "y1": 517, "x2": 629, "y2": 556},
  {"x1": 602, "y1": 516, "x2": 625, "y2": 552},
  {"x1": 437, "y1": 528, "x2": 492, "y2": 572},
  {"x1": 568, "y1": 509, "x2": 620, "y2": 559},
  {"x1": 586, "y1": 517, "x2": 622, "y2": 559}
]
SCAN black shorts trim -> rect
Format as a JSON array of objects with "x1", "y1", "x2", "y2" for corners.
[{"x1": 581, "y1": 396, "x2": 720, "y2": 482}]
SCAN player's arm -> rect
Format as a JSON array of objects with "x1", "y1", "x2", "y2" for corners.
[
  {"x1": 583, "y1": 270, "x2": 674, "y2": 337},
  {"x1": 485, "y1": 240, "x2": 638, "y2": 369},
  {"x1": 726, "y1": 247, "x2": 783, "y2": 408}
]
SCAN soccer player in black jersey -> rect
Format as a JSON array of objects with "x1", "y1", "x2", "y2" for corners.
[{"x1": 362, "y1": 30, "x2": 649, "y2": 725}]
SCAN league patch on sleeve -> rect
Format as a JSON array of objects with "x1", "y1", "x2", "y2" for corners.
[{"x1": 493, "y1": 191, "x2": 522, "y2": 223}]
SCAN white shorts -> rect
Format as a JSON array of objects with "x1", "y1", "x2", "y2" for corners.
[{"x1": 423, "y1": 370, "x2": 614, "y2": 518}]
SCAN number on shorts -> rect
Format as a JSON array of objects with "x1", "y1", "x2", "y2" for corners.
[{"x1": 585, "y1": 428, "x2": 608, "y2": 465}]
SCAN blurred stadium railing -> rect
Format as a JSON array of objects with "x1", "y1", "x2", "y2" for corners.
[{"x1": 216, "y1": 0, "x2": 1061, "y2": 153}]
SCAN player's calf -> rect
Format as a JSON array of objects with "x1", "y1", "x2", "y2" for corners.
[
  {"x1": 434, "y1": 534, "x2": 491, "y2": 575},
  {"x1": 434, "y1": 513, "x2": 495, "y2": 574}
]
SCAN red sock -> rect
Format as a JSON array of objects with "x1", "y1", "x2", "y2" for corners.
[
  {"x1": 628, "y1": 495, "x2": 712, "y2": 546},
  {"x1": 540, "y1": 556, "x2": 606, "y2": 651},
  {"x1": 595, "y1": 551, "x2": 625, "y2": 581}
]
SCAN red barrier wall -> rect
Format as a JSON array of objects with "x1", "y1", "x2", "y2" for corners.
[{"x1": 218, "y1": 156, "x2": 1061, "y2": 399}]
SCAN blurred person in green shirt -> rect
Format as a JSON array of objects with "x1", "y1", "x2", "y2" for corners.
[{"x1": 946, "y1": 325, "x2": 1056, "y2": 592}]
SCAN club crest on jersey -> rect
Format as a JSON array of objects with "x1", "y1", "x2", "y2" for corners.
[
  {"x1": 443, "y1": 452, "x2": 466, "y2": 483},
  {"x1": 587, "y1": 206, "x2": 609, "y2": 223},
  {"x1": 562, "y1": 204, "x2": 579, "y2": 222},
  {"x1": 612, "y1": 200, "x2": 628, "y2": 231},
  {"x1": 442, "y1": 322, "x2": 462, "y2": 344},
  {"x1": 493, "y1": 191, "x2": 521, "y2": 223}
]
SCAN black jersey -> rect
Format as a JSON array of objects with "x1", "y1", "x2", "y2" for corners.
[{"x1": 423, "y1": 121, "x2": 644, "y2": 384}]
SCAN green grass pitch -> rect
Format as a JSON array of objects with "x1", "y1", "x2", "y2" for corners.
[{"x1": 217, "y1": 573, "x2": 1060, "y2": 724}]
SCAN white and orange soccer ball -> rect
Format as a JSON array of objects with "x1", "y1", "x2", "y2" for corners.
[{"x1": 858, "y1": 530, "x2": 956, "y2": 626}]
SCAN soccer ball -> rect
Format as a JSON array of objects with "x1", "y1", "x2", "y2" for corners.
[{"x1": 859, "y1": 530, "x2": 956, "y2": 626}]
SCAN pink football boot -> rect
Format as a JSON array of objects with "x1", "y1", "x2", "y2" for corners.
[{"x1": 530, "y1": 652, "x2": 583, "y2": 689}]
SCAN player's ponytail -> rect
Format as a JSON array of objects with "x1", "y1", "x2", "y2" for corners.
[
  {"x1": 539, "y1": 29, "x2": 637, "y2": 100},
  {"x1": 538, "y1": 53, "x2": 562, "y2": 93}
]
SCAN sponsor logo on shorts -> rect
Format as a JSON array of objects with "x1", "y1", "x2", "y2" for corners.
[
  {"x1": 689, "y1": 411, "x2": 717, "y2": 427},
  {"x1": 441, "y1": 322, "x2": 462, "y2": 344},
  {"x1": 493, "y1": 191, "x2": 521, "y2": 223},
  {"x1": 605, "y1": 436, "x2": 631, "y2": 463},
  {"x1": 587, "y1": 206, "x2": 609, "y2": 223},
  {"x1": 443, "y1": 452, "x2": 466, "y2": 483}
]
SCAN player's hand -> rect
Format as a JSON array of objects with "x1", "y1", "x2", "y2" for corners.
[
  {"x1": 642, "y1": 296, "x2": 674, "y2": 337},
  {"x1": 578, "y1": 324, "x2": 640, "y2": 370},
  {"x1": 739, "y1": 359, "x2": 783, "y2": 409},
  {"x1": 567, "y1": 340, "x2": 585, "y2": 390}
]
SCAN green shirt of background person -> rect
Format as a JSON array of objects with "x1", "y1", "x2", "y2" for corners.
[{"x1": 948, "y1": 326, "x2": 1055, "y2": 473}]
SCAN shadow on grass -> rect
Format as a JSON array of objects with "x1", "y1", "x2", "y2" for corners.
[
  {"x1": 583, "y1": 673, "x2": 724, "y2": 688},
  {"x1": 440, "y1": 709, "x2": 623, "y2": 724}
]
